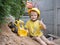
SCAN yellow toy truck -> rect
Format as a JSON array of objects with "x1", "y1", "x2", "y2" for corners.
[{"x1": 8, "y1": 19, "x2": 28, "y2": 37}]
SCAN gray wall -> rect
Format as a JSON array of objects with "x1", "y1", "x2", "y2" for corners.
[
  {"x1": 55, "y1": 0, "x2": 60, "y2": 36},
  {"x1": 21, "y1": 0, "x2": 60, "y2": 36}
]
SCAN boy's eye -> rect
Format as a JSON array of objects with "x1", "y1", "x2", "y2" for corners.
[
  {"x1": 30, "y1": 14, "x2": 33, "y2": 16},
  {"x1": 31, "y1": 14, "x2": 36, "y2": 16},
  {"x1": 31, "y1": 15, "x2": 36, "y2": 16}
]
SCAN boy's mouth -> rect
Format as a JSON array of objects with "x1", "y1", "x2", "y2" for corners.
[{"x1": 31, "y1": 18, "x2": 37, "y2": 21}]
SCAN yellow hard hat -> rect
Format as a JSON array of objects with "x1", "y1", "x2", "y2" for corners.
[{"x1": 28, "y1": 8, "x2": 40, "y2": 16}]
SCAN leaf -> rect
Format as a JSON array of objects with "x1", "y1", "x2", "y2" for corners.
[{"x1": 0, "y1": 0, "x2": 27, "y2": 24}]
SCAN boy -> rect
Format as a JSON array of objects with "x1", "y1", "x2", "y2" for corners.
[{"x1": 25, "y1": 8, "x2": 56, "y2": 45}]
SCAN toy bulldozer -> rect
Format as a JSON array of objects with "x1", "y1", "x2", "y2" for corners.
[{"x1": 8, "y1": 19, "x2": 28, "y2": 37}]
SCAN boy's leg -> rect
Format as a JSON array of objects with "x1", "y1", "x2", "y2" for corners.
[
  {"x1": 32, "y1": 37, "x2": 47, "y2": 45},
  {"x1": 41, "y1": 35, "x2": 56, "y2": 45}
]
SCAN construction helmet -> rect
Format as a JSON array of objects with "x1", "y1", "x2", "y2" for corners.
[{"x1": 28, "y1": 8, "x2": 40, "y2": 16}]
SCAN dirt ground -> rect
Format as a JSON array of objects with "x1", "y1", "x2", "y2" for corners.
[
  {"x1": 53, "y1": 39, "x2": 60, "y2": 45},
  {"x1": 0, "y1": 24, "x2": 60, "y2": 45},
  {"x1": 0, "y1": 24, "x2": 40, "y2": 45}
]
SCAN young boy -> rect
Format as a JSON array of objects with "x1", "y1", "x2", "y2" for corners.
[{"x1": 25, "y1": 8, "x2": 56, "y2": 45}]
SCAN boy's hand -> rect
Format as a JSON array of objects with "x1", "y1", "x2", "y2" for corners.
[
  {"x1": 40, "y1": 19, "x2": 46, "y2": 30},
  {"x1": 40, "y1": 19, "x2": 43, "y2": 24}
]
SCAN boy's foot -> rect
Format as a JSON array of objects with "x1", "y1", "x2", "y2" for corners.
[{"x1": 47, "y1": 41, "x2": 57, "y2": 45}]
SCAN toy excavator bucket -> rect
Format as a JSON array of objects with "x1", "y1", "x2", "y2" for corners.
[{"x1": 18, "y1": 29, "x2": 28, "y2": 37}]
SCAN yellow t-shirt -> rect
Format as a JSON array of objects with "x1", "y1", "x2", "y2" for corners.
[{"x1": 25, "y1": 20, "x2": 43, "y2": 37}]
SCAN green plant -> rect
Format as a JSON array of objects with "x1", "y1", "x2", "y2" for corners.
[
  {"x1": 0, "y1": 29, "x2": 2, "y2": 32},
  {"x1": 0, "y1": 0, "x2": 27, "y2": 24}
]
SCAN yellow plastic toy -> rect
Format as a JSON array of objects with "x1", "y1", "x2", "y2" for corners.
[
  {"x1": 18, "y1": 28, "x2": 28, "y2": 37},
  {"x1": 14, "y1": 19, "x2": 28, "y2": 37}
]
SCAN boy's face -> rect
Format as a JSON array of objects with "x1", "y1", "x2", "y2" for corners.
[{"x1": 30, "y1": 11, "x2": 38, "y2": 21}]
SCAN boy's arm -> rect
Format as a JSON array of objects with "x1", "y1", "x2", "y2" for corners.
[{"x1": 40, "y1": 20, "x2": 46, "y2": 30}]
